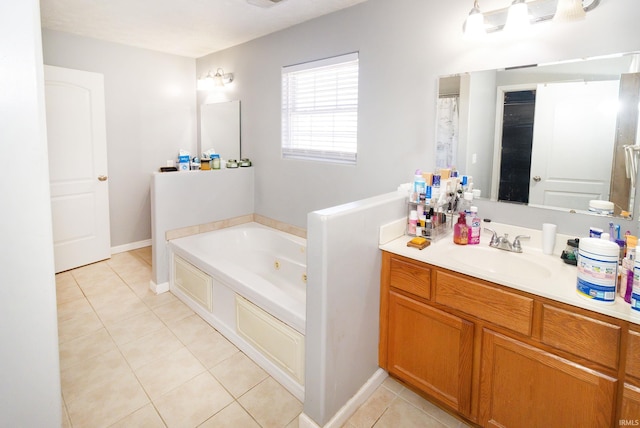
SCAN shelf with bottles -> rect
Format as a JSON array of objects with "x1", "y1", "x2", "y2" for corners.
[{"x1": 406, "y1": 198, "x2": 453, "y2": 242}]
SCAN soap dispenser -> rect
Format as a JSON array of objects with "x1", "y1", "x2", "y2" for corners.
[{"x1": 453, "y1": 212, "x2": 468, "y2": 245}]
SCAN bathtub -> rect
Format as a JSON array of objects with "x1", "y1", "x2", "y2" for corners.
[{"x1": 167, "y1": 222, "x2": 307, "y2": 399}]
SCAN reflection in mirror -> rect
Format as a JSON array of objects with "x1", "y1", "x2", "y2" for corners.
[
  {"x1": 437, "y1": 52, "x2": 640, "y2": 219},
  {"x1": 200, "y1": 100, "x2": 241, "y2": 161}
]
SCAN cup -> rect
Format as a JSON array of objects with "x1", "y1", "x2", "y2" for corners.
[{"x1": 542, "y1": 223, "x2": 557, "y2": 255}]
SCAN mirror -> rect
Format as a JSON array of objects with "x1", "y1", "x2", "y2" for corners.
[
  {"x1": 200, "y1": 100, "x2": 241, "y2": 161},
  {"x1": 437, "y1": 52, "x2": 640, "y2": 219}
]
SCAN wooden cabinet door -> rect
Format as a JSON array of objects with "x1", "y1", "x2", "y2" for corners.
[
  {"x1": 621, "y1": 383, "x2": 640, "y2": 424},
  {"x1": 387, "y1": 291, "x2": 474, "y2": 415},
  {"x1": 480, "y1": 330, "x2": 617, "y2": 428}
]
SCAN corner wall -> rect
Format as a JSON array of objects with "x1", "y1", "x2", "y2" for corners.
[
  {"x1": 0, "y1": 0, "x2": 61, "y2": 425},
  {"x1": 305, "y1": 192, "x2": 406, "y2": 425}
]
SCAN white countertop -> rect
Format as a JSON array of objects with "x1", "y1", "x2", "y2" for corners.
[{"x1": 379, "y1": 221, "x2": 640, "y2": 325}]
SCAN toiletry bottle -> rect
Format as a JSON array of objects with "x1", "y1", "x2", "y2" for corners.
[
  {"x1": 468, "y1": 206, "x2": 481, "y2": 245},
  {"x1": 408, "y1": 210, "x2": 418, "y2": 236},
  {"x1": 424, "y1": 212, "x2": 433, "y2": 239},
  {"x1": 453, "y1": 212, "x2": 468, "y2": 245},
  {"x1": 413, "y1": 170, "x2": 426, "y2": 203}
]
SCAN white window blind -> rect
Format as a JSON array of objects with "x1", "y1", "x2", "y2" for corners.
[{"x1": 281, "y1": 52, "x2": 359, "y2": 164}]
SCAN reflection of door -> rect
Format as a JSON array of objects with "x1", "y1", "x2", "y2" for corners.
[
  {"x1": 528, "y1": 80, "x2": 619, "y2": 210},
  {"x1": 45, "y1": 65, "x2": 111, "y2": 273},
  {"x1": 498, "y1": 90, "x2": 536, "y2": 203}
]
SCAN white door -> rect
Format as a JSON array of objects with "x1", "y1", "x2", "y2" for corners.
[
  {"x1": 45, "y1": 65, "x2": 111, "y2": 273},
  {"x1": 528, "y1": 80, "x2": 619, "y2": 210}
]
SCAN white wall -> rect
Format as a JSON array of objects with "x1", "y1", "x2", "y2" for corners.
[
  {"x1": 42, "y1": 30, "x2": 197, "y2": 247},
  {"x1": 0, "y1": 0, "x2": 61, "y2": 425},
  {"x1": 196, "y1": 0, "x2": 640, "y2": 235}
]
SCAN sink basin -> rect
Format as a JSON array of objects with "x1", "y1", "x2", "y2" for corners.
[{"x1": 442, "y1": 245, "x2": 552, "y2": 279}]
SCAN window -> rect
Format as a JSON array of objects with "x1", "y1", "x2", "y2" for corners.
[{"x1": 281, "y1": 52, "x2": 359, "y2": 164}]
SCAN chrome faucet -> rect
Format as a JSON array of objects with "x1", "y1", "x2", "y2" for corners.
[{"x1": 484, "y1": 228, "x2": 530, "y2": 253}]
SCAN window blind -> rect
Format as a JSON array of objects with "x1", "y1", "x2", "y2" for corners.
[{"x1": 281, "y1": 52, "x2": 359, "y2": 164}]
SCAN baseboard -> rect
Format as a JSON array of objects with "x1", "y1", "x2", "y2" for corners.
[
  {"x1": 298, "y1": 368, "x2": 388, "y2": 428},
  {"x1": 149, "y1": 280, "x2": 169, "y2": 294},
  {"x1": 111, "y1": 239, "x2": 151, "y2": 254}
]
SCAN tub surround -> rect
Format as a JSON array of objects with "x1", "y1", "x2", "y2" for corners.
[{"x1": 380, "y1": 221, "x2": 640, "y2": 324}]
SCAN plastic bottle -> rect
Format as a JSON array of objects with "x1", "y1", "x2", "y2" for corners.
[
  {"x1": 408, "y1": 210, "x2": 418, "y2": 236},
  {"x1": 453, "y1": 212, "x2": 468, "y2": 245},
  {"x1": 413, "y1": 170, "x2": 426, "y2": 203},
  {"x1": 468, "y1": 206, "x2": 481, "y2": 245}
]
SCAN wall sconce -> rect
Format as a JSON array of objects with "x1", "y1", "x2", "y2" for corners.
[
  {"x1": 463, "y1": 0, "x2": 600, "y2": 37},
  {"x1": 197, "y1": 68, "x2": 234, "y2": 91}
]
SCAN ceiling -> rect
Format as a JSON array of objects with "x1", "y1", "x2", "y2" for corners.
[{"x1": 39, "y1": 0, "x2": 369, "y2": 58}]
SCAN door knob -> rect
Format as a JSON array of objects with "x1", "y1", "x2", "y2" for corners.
[
  {"x1": 533, "y1": 176, "x2": 541, "y2": 182},
  {"x1": 98, "y1": 175, "x2": 108, "y2": 181}
]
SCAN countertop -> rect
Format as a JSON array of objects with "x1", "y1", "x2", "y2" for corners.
[{"x1": 379, "y1": 220, "x2": 640, "y2": 325}]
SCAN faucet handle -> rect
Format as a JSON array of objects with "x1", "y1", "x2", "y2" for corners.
[
  {"x1": 512, "y1": 235, "x2": 530, "y2": 252},
  {"x1": 484, "y1": 228, "x2": 499, "y2": 246}
]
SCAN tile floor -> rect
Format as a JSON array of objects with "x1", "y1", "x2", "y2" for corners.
[{"x1": 57, "y1": 247, "x2": 472, "y2": 428}]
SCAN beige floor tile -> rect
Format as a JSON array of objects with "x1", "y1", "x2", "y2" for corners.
[
  {"x1": 210, "y1": 352, "x2": 269, "y2": 398},
  {"x1": 61, "y1": 400, "x2": 72, "y2": 428},
  {"x1": 186, "y1": 330, "x2": 239, "y2": 369},
  {"x1": 132, "y1": 246, "x2": 152, "y2": 265},
  {"x1": 119, "y1": 327, "x2": 184, "y2": 370},
  {"x1": 56, "y1": 280, "x2": 85, "y2": 305},
  {"x1": 93, "y1": 294, "x2": 150, "y2": 325},
  {"x1": 108, "y1": 403, "x2": 166, "y2": 428},
  {"x1": 238, "y1": 377, "x2": 302, "y2": 428},
  {"x1": 56, "y1": 271, "x2": 76, "y2": 287},
  {"x1": 152, "y1": 298, "x2": 194, "y2": 324},
  {"x1": 57, "y1": 297, "x2": 94, "y2": 322},
  {"x1": 57, "y1": 310, "x2": 104, "y2": 344},
  {"x1": 61, "y1": 349, "x2": 133, "y2": 404},
  {"x1": 59, "y1": 328, "x2": 117, "y2": 370},
  {"x1": 140, "y1": 289, "x2": 180, "y2": 308},
  {"x1": 65, "y1": 365, "x2": 149, "y2": 428},
  {"x1": 79, "y1": 274, "x2": 132, "y2": 298},
  {"x1": 128, "y1": 280, "x2": 153, "y2": 297},
  {"x1": 199, "y1": 401, "x2": 260, "y2": 428},
  {"x1": 398, "y1": 389, "x2": 470, "y2": 428},
  {"x1": 105, "y1": 309, "x2": 165, "y2": 346},
  {"x1": 346, "y1": 384, "x2": 397, "y2": 428},
  {"x1": 285, "y1": 413, "x2": 300, "y2": 428},
  {"x1": 71, "y1": 261, "x2": 114, "y2": 284},
  {"x1": 86, "y1": 284, "x2": 138, "y2": 310},
  {"x1": 169, "y1": 313, "x2": 216, "y2": 345},
  {"x1": 373, "y1": 399, "x2": 447, "y2": 428},
  {"x1": 107, "y1": 251, "x2": 148, "y2": 271},
  {"x1": 154, "y1": 372, "x2": 234, "y2": 428},
  {"x1": 135, "y1": 346, "x2": 206, "y2": 400},
  {"x1": 118, "y1": 264, "x2": 152, "y2": 285},
  {"x1": 381, "y1": 376, "x2": 404, "y2": 395}
]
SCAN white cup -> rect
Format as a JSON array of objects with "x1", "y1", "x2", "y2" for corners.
[{"x1": 542, "y1": 223, "x2": 557, "y2": 255}]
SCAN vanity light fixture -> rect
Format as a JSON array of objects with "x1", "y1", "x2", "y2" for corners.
[
  {"x1": 197, "y1": 68, "x2": 234, "y2": 91},
  {"x1": 462, "y1": 0, "x2": 600, "y2": 36},
  {"x1": 504, "y1": 0, "x2": 531, "y2": 33},
  {"x1": 464, "y1": 0, "x2": 487, "y2": 38},
  {"x1": 553, "y1": 0, "x2": 586, "y2": 22}
]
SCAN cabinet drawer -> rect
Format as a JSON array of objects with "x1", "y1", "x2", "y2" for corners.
[
  {"x1": 541, "y1": 304, "x2": 620, "y2": 369},
  {"x1": 434, "y1": 270, "x2": 533, "y2": 336},
  {"x1": 389, "y1": 256, "x2": 431, "y2": 300},
  {"x1": 627, "y1": 330, "x2": 640, "y2": 379}
]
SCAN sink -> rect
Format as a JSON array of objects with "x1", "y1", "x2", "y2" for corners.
[{"x1": 442, "y1": 245, "x2": 552, "y2": 279}]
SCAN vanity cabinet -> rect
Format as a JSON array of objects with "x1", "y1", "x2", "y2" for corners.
[
  {"x1": 386, "y1": 290, "x2": 473, "y2": 415},
  {"x1": 380, "y1": 251, "x2": 637, "y2": 428}
]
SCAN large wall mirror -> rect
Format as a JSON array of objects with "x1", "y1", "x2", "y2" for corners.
[
  {"x1": 200, "y1": 100, "x2": 241, "y2": 161},
  {"x1": 437, "y1": 52, "x2": 640, "y2": 219}
]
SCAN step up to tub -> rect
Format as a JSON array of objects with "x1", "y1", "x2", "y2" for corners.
[
  {"x1": 235, "y1": 296, "x2": 305, "y2": 385},
  {"x1": 173, "y1": 255, "x2": 213, "y2": 311}
]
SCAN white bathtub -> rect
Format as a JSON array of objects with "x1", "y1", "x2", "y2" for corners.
[{"x1": 167, "y1": 222, "x2": 307, "y2": 399}]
